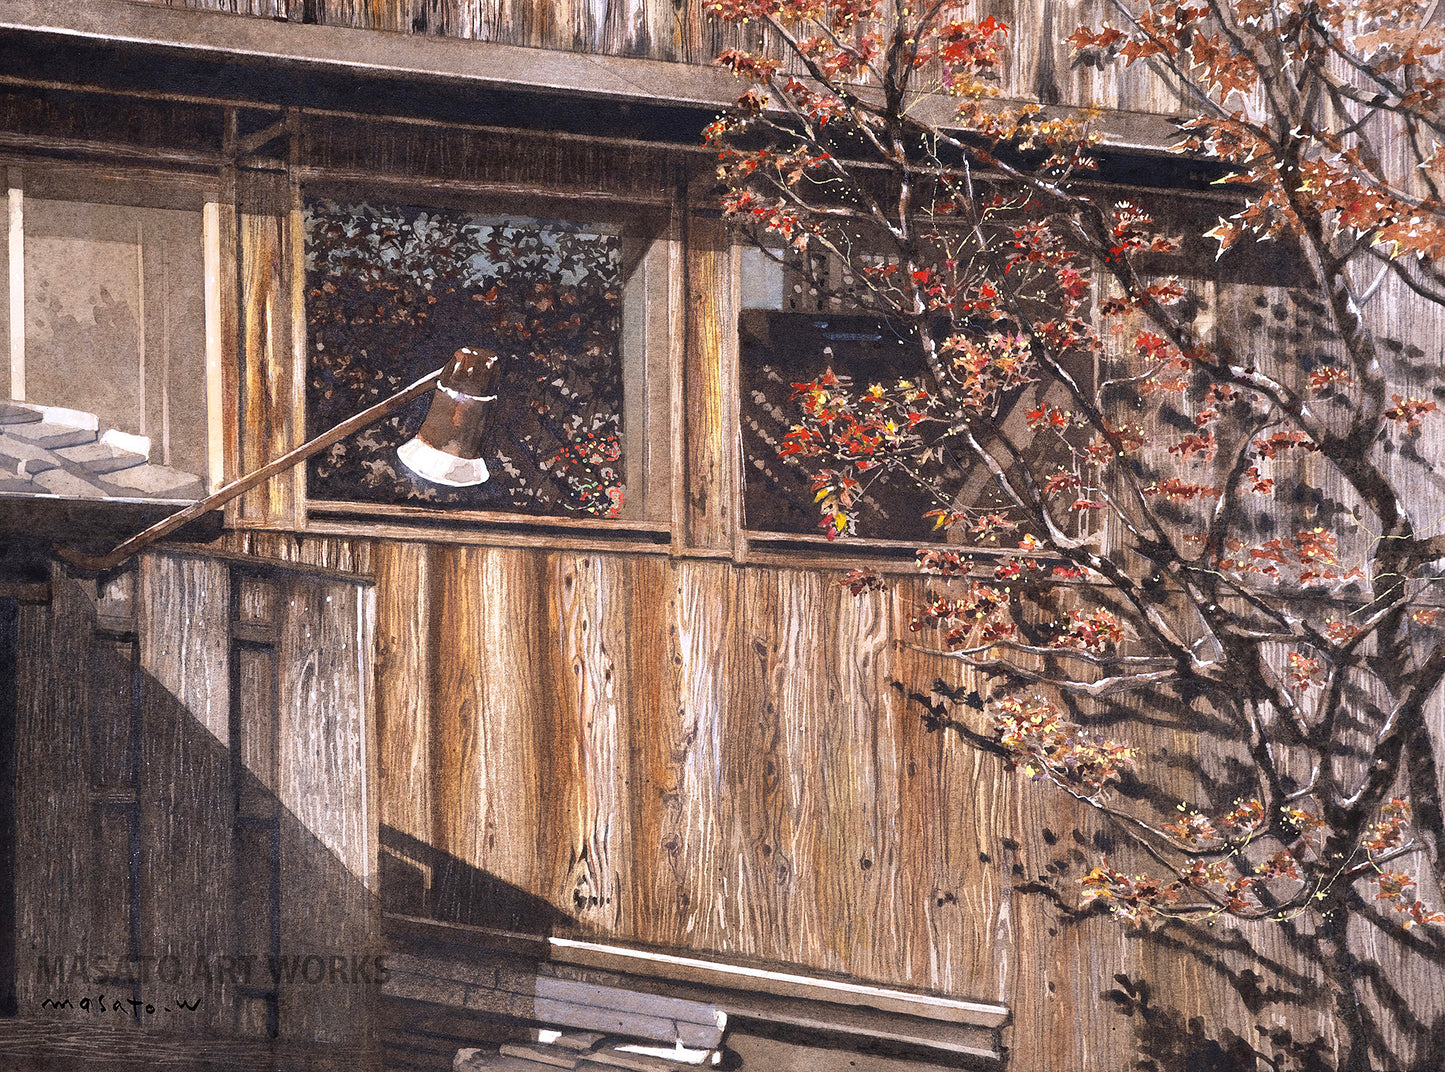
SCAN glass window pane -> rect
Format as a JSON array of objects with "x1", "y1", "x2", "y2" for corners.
[{"x1": 304, "y1": 198, "x2": 631, "y2": 519}]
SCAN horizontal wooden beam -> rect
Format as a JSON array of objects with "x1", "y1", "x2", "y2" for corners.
[
  {"x1": 0, "y1": 0, "x2": 1184, "y2": 154},
  {"x1": 384, "y1": 913, "x2": 1009, "y2": 1032},
  {"x1": 0, "y1": 0, "x2": 738, "y2": 110},
  {"x1": 548, "y1": 935, "x2": 1010, "y2": 1029},
  {"x1": 0, "y1": 581, "x2": 46, "y2": 603}
]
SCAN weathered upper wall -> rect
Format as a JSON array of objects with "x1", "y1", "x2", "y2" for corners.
[{"x1": 106, "y1": 0, "x2": 1190, "y2": 119}]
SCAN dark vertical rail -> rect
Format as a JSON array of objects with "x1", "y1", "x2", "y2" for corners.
[
  {"x1": 0, "y1": 598, "x2": 16, "y2": 1017},
  {"x1": 229, "y1": 566, "x2": 282, "y2": 1038},
  {"x1": 127, "y1": 635, "x2": 143, "y2": 1019}
]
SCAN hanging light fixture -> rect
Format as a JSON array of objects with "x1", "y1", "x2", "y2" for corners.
[
  {"x1": 57, "y1": 347, "x2": 504, "y2": 572},
  {"x1": 396, "y1": 346, "x2": 500, "y2": 487}
]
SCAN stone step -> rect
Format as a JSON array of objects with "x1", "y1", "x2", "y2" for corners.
[
  {"x1": 32, "y1": 468, "x2": 108, "y2": 499},
  {"x1": 0, "y1": 401, "x2": 42, "y2": 425},
  {"x1": 99, "y1": 464, "x2": 205, "y2": 501},
  {"x1": 0, "y1": 435, "x2": 61, "y2": 475},
  {"x1": 3, "y1": 420, "x2": 98, "y2": 450},
  {"x1": 57, "y1": 440, "x2": 150, "y2": 475}
]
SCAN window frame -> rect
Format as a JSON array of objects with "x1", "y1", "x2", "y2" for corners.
[
  {"x1": 289, "y1": 174, "x2": 678, "y2": 545},
  {"x1": 0, "y1": 154, "x2": 226, "y2": 503}
]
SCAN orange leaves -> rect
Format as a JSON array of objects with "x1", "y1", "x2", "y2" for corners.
[
  {"x1": 916, "y1": 548, "x2": 971, "y2": 576},
  {"x1": 943, "y1": 332, "x2": 1039, "y2": 414},
  {"x1": 809, "y1": 470, "x2": 861, "y2": 539},
  {"x1": 1168, "y1": 430, "x2": 1218, "y2": 462},
  {"x1": 1066, "y1": 26, "x2": 1123, "y2": 61},
  {"x1": 1253, "y1": 430, "x2": 1318, "y2": 459},
  {"x1": 1384, "y1": 394, "x2": 1439, "y2": 433},
  {"x1": 1287, "y1": 652, "x2": 1321, "y2": 691},
  {"x1": 1324, "y1": 618, "x2": 1362, "y2": 645},
  {"x1": 838, "y1": 567, "x2": 886, "y2": 595},
  {"x1": 1085, "y1": 422, "x2": 1146, "y2": 464},
  {"x1": 1052, "y1": 608, "x2": 1126, "y2": 652},
  {"x1": 1142, "y1": 477, "x2": 1218, "y2": 501},
  {"x1": 1081, "y1": 865, "x2": 1180, "y2": 927},
  {"x1": 911, "y1": 580, "x2": 1013, "y2": 647},
  {"x1": 1217, "y1": 528, "x2": 1361, "y2": 586},
  {"x1": 1236, "y1": 468, "x2": 1271, "y2": 496},
  {"x1": 935, "y1": 15, "x2": 1009, "y2": 85},
  {"x1": 719, "y1": 190, "x2": 815, "y2": 248},
  {"x1": 1045, "y1": 471, "x2": 1082, "y2": 495},
  {"x1": 716, "y1": 48, "x2": 782, "y2": 84},
  {"x1": 1308, "y1": 366, "x2": 1356, "y2": 393},
  {"x1": 970, "y1": 511, "x2": 1019, "y2": 538},
  {"x1": 1165, "y1": 810, "x2": 1218, "y2": 845},
  {"x1": 1364, "y1": 800, "x2": 1445, "y2": 928},
  {"x1": 993, "y1": 694, "x2": 1136, "y2": 796},
  {"x1": 1220, "y1": 798, "x2": 1266, "y2": 837},
  {"x1": 1026, "y1": 404, "x2": 1074, "y2": 430},
  {"x1": 1134, "y1": 330, "x2": 1181, "y2": 363}
]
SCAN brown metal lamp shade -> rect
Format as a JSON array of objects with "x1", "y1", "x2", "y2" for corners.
[{"x1": 397, "y1": 346, "x2": 501, "y2": 487}]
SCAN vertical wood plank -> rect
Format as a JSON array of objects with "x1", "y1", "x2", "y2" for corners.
[
  {"x1": 276, "y1": 575, "x2": 373, "y2": 887},
  {"x1": 274, "y1": 572, "x2": 378, "y2": 1042},
  {"x1": 546, "y1": 553, "x2": 632, "y2": 934},
  {"x1": 135, "y1": 553, "x2": 233, "y2": 1035},
  {"x1": 13, "y1": 572, "x2": 89, "y2": 1008},
  {"x1": 683, "y1": 214, "x2": 742, "y2": 554},
  {"x1": 373, "y1": 541, "x2": 433, "y2": 848},
  {"x1": 430, "y1": 546, "x2": 547, "y2": 909},
  {"x1": 237, "y1": 205, "x2": 296, "y2": 525},
  {"x1": 657, "y1": 558, "x2": 733, "y2": 948},
  {"x1": 139, "y1": 553, "x2": 230, "y2": 745}
]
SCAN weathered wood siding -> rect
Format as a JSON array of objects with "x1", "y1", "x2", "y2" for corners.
[
  {"x1": 351, "y1": 538, "x2": 1290, "y2": 1070},
  {"x1": 115, "y1": 0, "x2": 1188, "y2": 115},
  {"x1": 13, "y1": 553, "x2": 378, "y2": 1054}
]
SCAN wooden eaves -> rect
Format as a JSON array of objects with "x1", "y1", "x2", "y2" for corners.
[{"x1": 0, "y1": 0, "x2": 1191, "y2": 158}]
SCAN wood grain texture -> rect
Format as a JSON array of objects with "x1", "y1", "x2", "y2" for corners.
[
  {"x1": 13, "y1": 572, "x2": 93, "y2": 1009},
  {"x1": 115, "y1": 0, "x2": 1188, "y2": 111},
  {"x1": 17, "y1": 534, "x2": 1429, "y2": 1068},
  {"x1": 298, "y1": 114, "x2": 675, "y2": 199},
  {"x1": 276, "y1": 574, "x2": 373, "y2": 889},
  {"x1": 237, "y1": 204, "x2": 297, "y2": 526},
  {"x1": 136, "y1": 553, "x2": 235, "y2": 1035},
  {"x1": 139, "y1": 552, "x2": 230, "y2": 745},
  {"x1": 367, "y1": 552, "x2": 1036, "y2": 991},
  {"x1": 362, "y1": 541, "x2": 1424, "y2": 1069},
  {"x1": 544, "y1": 553, "x2": 633, "y2": 933},
  {"x1": 682, "y1": 215, "x2": 741, "y2": 553},
  {"x1": 274, "y1": 570, "x2": 379, "y2": 1043},
  {"x1": 371, "y1": 540, "x2": 434, "y2": 846}
]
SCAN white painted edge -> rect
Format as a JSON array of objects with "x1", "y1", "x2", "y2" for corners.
[
  {"x1": 397, "y1": 436, "x2": 489, "y2": 487},
  {"x1": 100, "y1": 428, "x2": 151, "y2": 457},
  {"x1": 547, "y1": 936, "x2": 1011, "y2": 1028},
  {"x1": 37, "y1": 404, "x2": 98, "y2": 430},
  {"x1": 202, "y1": 201, "x2": 224, "y2": 494},
  {"x1": 616, "y1": 1041, "x2": 718, "y2": 1066},
  {"x1": 7, "y1": 176, "x2": 22, "y2": 402}
]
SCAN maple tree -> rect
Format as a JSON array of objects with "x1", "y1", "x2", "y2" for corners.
[{"x1": 705, "y1": 1, "x2": 1445, "y2": 1068}]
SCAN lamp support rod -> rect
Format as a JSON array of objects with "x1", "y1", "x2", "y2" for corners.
[{"x1": 55, "y1": 367, "x2": 445, "y2": 573}]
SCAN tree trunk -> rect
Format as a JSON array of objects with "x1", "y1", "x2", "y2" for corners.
[{"x1": 1320, "y1": 901, "x2": 1374, "y2": 1072}]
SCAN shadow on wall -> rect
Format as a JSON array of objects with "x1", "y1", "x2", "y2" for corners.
[
  {"x1": 894, "y1": 677, "x2": 1445, "y2": 1072},
  {"x1": 380, "y1": 825, "x2": 574, "y2": 936},
  {"x1": 2, "y1": 564, "x2": 382, "y2": 1070}
]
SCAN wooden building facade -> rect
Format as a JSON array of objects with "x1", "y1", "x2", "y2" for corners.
[{"x1": 0, "y1": 3, "x2": 1439, "y2": 1070}]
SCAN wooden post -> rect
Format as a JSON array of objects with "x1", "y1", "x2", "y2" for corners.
[
  {"x1": 204, "y1": 202, "x2": 227, "y2": 494},
  {"x1": 7, "y1": 169, "x2": 22, "y2": 402}
]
